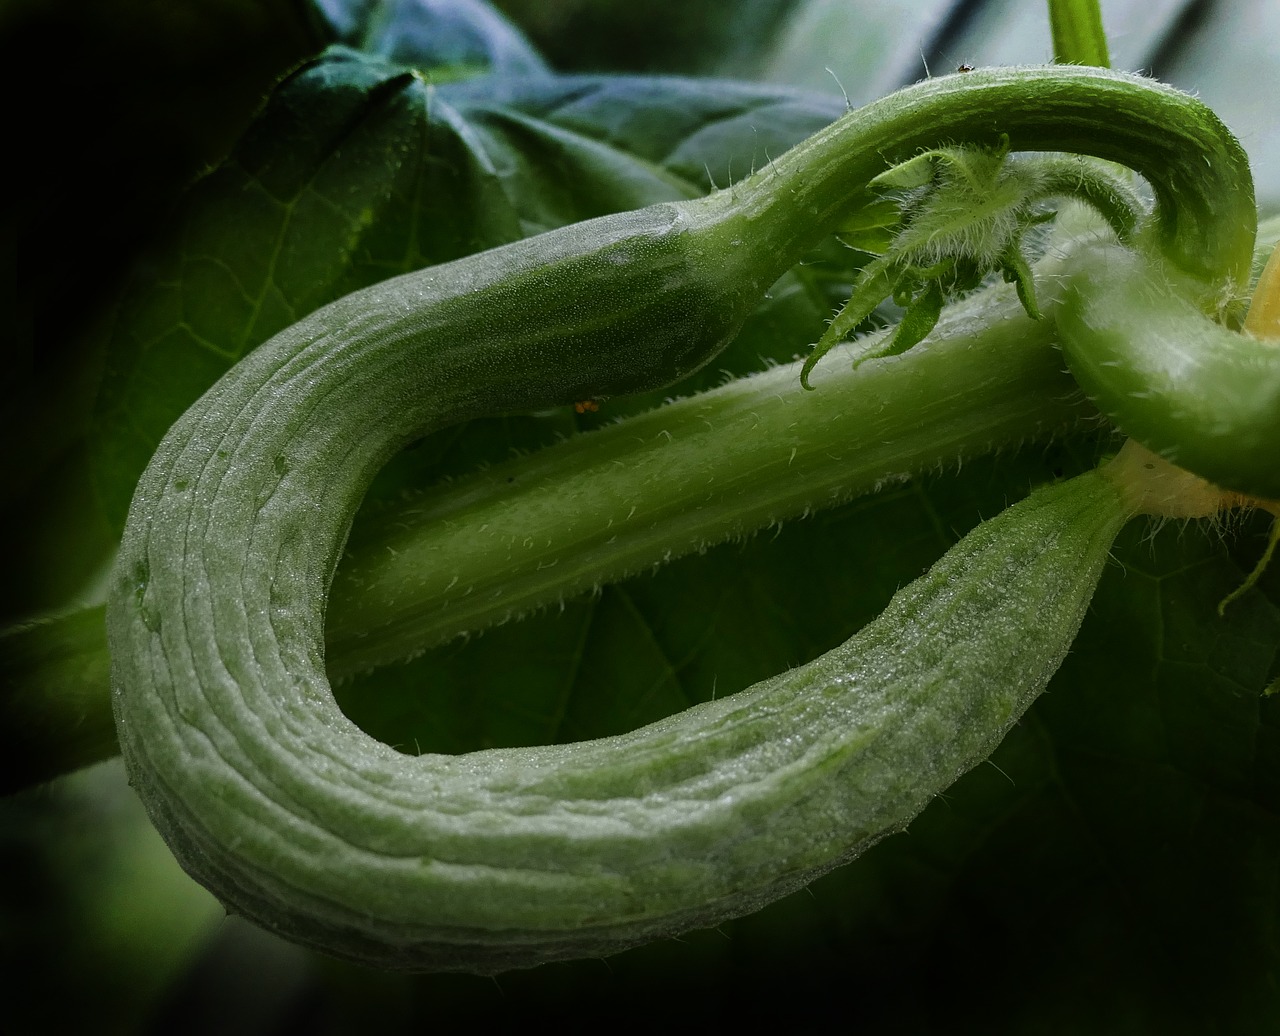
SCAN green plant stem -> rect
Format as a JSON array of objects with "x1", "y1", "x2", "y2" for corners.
[
  {"x1": 326, "y1": 277, "x2": 1086, "y2": 674},
  {"x1": 730, "y1": 65, "x2": 1253, "y2": 294},
  {"x1": 1049, "y1": 0, "x2": 1111, "y2": 68}
]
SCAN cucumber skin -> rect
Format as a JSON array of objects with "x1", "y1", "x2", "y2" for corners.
[
  {"x1": 110, "y1": 140, "x2": 1127, "y2": 974},
  {"x1": 112, "y1": 267, "x2": 1130, "y2": 972}
]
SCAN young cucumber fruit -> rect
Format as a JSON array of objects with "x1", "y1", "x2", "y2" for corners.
[
  {"x1": 110, "y1": 64, "x2": 1248, "y2": 972},
  {"x1": 112, "y1": 362, "x2": 1131, "y2": 972}
]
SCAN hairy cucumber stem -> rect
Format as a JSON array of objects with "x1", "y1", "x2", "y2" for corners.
[
  {"x1": 327, "y1": 276, "x2": 1086, "y2": 673},
  {"x1": 1049, "y1": 0, "x2": 1112, "y2": 68},
  {"x1": 729, "y1": 65, "x2": 1254, "y2": 299}
]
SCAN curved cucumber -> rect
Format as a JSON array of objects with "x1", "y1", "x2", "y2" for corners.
[
  {"x1": 1057, "y1": 239, "x2": 1280, "y2": 501},
  {"x1": 112, "y1": 64, "x2": 1252, "y2": 972},
  {"x1": 110, "y1": 231, "x2": 1132, "y2": 969}
]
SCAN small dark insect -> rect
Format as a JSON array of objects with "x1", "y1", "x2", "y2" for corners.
[
  {"x1": 574, "y1": 399, "x2": 600, "y2": 414},
  {"x1": 957, "y1": 63, "x2": 976, "y2": 73}
]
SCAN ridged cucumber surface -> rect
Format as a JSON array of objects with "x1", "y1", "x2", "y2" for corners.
[{"x1": 108, "y1": 202, "x2": 1132, "y2": 968}]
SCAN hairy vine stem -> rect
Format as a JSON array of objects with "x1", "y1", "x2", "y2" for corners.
[
  {"x1": 736, "y1": 65, "x2": 1255, "y2": 298},
  {"x1": 325, "y1": 272, "x2": 1087, "y2": 674}
]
